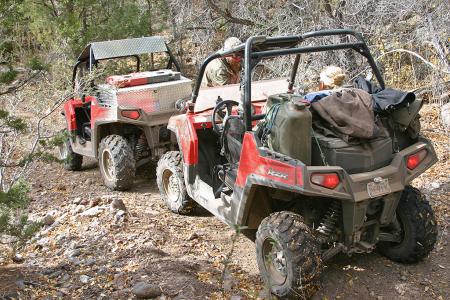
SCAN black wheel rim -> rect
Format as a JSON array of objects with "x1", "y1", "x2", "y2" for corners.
[{"x1": 262, "y1": 237, "x2": 287, "y2": 286}]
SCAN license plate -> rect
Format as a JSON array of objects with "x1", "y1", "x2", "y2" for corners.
[{"x1": 367, "y1": 178, "x2": 391, "y2": 198}]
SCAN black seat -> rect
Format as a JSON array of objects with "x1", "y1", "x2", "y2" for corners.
[
  {"x1": 76, "y1": 101, "x2": 92, "y2": 141},
  {"x1": 222, "y1": 116, "x2": 245, "y2": 164},
  {"x1": 83, "y1": 123, "x2": 92, "y2": 139}
]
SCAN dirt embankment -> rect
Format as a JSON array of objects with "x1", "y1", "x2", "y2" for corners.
[{"x1": 0, "y1": 104, "x2": 449, "y2": 299}]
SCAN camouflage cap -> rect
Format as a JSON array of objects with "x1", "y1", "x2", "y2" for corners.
[
  {"x1": 222, "y1": 37, "x2": 242, "y2": 51},
  {"x1": 320, "y1": 65, "x2": 347, "y2": 88}
]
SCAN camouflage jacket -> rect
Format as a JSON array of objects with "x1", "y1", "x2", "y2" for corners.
[{"x1": 204, "y1": 58, "x2": 240, "y2": 87}]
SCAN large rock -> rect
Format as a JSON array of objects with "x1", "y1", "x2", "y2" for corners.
[
  {"x1": 79, "y1": 275, "x2": 91, "y2": 284},
  {"x1": 65, "y1": 249, "x2": 81, "y2": 258},
  {"x1": 12, "y1": 253, "x2": 24, "y2": 263},
  {"x1": 41, "y1": 209, "x2": 59, "y2": 226},
  {"x1": 41, "y1": 214, "x2": 55, "y2": 226},
  {"x1": 36, "y1": 237, "x2": 50, "y2": 248},
  {"x1": 113, "y1": 272, "x2": 128, "y2": 289},
  {"x1": 111, "y1": 198, "x2": 127, "y2": 211},
  {"x1": 441, "y1": 102, "x2": 450, "y2": 129},
  {"x1": 89, "y1": 197, "x2": 102, "y2": 207},
  {"x1": 72, "y1": 197, "x2": 82, "y2": 205},
  {"x1": 131, "y1": 282, "x2": 161, "y2": 299},
  {"x1": 80, "y1": 206, "x2": 105, "y2": 217}
]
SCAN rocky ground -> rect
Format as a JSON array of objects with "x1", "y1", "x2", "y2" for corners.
[{"x1": 0, "y1": 104, "x2": 449, "y2": 300}]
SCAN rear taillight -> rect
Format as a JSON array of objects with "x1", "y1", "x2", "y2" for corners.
[
  {"x1": 311, "y1": 173, "x2": 340, "y2": 189},
  {"x1": 121, "y1": 110, "x2": 140, "y2": 120},
  {"x1": 406, "y1": 149, "x2": 427, "y2": 170}
]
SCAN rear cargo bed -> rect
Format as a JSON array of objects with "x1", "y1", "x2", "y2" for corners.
[{"x1": 311, "y1": 132, "x2": 394, "y2": 174}]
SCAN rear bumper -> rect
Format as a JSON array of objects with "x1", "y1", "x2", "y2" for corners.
[
  {"x1": 236, "y1": 137, "x2": 437, "y2": 245},
  {"x1": 239, "y1": 137, "x2": 437, "y2": 203},
  {"x1": 301, "y1": 137, "x2": 437, "y2": 202}
]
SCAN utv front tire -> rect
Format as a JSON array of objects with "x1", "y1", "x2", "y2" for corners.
[
  {"x1": 157, "y1": 151, "x2": 195, "y2": 215},
  {"x1": 378, "y1": 186, "x2": 438, "y2": 263},
  {"x1": 256, "y1": 211, "x2": 322, "y2": 299},
  {"x1": 98, "y1": 135, "x2": 135, "y2": 191},
  {"x1": 59, "y1": 139, "x2": 83, "y2": 171}
]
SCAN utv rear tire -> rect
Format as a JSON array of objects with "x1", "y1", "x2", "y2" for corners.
[
  {"x1": 157, "y1": 151, "x2": 195, "y2": 215},
  {"x1": 98, "y1": 135, "x2": 135, "y2": 191},
  {"x1": 256, "y1": 211, "x2": 322, "y2": 299},
  {"x1": 59, "y1": 139, "x2": 83, "y2": 171},
  {"x1": 378, "y1": 186, "x2": 438, "y2": 263}
]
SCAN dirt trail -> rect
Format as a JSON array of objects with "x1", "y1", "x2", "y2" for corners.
[
  {"x1": 0, "y1": 158, "x2": 447, "y2": 299},
  {"x1": 0, "y1": 105, "x2": 449, "y2": 299}
]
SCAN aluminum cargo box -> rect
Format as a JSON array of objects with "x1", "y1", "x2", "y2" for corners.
[
  {"x1": 97, "y1": 76, "x2": 192, "y2": 114},
  {"x1": 106, "y1": 70, "x2": 181, "y2": 88}
]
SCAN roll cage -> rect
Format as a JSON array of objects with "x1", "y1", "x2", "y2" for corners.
[
  {"x1": 191, "y1": 29, "x2": 385, "y2": 131},
  {"x1": 71, "y1": 36, "x2": 181, "y2": 89}
]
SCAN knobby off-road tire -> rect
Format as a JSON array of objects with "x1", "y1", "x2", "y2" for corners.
[
  {"x1": 378, "y1": 185, "x2": 438, "y2": 263},
  {"x1": 156, "y1": 151, "x2": 195, "y2": 215},
  {"x1": 256, "y1": 211, "x2": 322, "y2": 299},
  {"x1": 98, "y1": 135, "x2": 135, "y2": 191},
  {"x1": 59, "y1": 139, "x2": 83, "y2": 171}
]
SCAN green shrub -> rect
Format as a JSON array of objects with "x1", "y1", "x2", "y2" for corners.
[
  {"x1": 0, "y1": 68, "x2": 18, "y2": 84},
  {"x1": 27, "y1": 56, "x2": 47, "y2": 71},
  {"x1": 0, "y1": 109, "x2": 27, "y2": 131},
  {"x1": 0, "y1": 40, "x2": 15, "y2": 56},
  {"x1": 0, "y1": 181, "x2": 41, "y2": 246}
]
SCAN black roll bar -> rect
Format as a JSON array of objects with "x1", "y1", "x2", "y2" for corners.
[
  {"x1": 191, "y1": 29, "x2": 385, "y2": 131},
  {"x1": 288, "y1": 54, "x2": 301, "y2": 92},
  {"x1": 71, "y1": 44, "x2": 181, "y2": 90},
  {"x1": 166, "y1": 45, "x2": 181, "y2": 72},
  {"x1": 190, "y1": 52, "x2": 223, "y2": 102},
  {"x1": 243, "y1": 36, "x2": 261, "y2": 129}
]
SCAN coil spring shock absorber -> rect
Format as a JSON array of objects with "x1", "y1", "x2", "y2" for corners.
[
  {"x1": 316, "y1": 200, "x2": 341, "y2": 243},
  {"x1": 134, "y1": 133, "x2": 149, "y2": 161}
]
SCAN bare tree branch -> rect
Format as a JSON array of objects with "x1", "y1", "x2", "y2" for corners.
[
  {"x1": 0, "y1": 71, "x2": 42, "y2": 96},
  {"x1": 205, "y1": 0, "x2": 254, "y2": 26},
  {"x1": 377, "y1": 49, "x2": 450, "y2": 74},
  {"x1": 426, "y1": 13, "x2": 450, "y2": 73},
  {"x1": 8, "y1": 91, "x2": 71, "y2": 189}
]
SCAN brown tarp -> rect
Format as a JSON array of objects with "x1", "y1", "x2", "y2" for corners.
[{"x1": 311, "y1": 89, "x2": 379, "y2": 143}]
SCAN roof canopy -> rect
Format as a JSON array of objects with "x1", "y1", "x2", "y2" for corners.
[{"x1": 77, "y1": 36, "x2": 168, "y2": 62}]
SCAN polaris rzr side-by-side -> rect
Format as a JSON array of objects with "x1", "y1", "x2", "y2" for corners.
[
  {"x1": 156, "y1": 29, "x2": 438, "y2": 298},
  {"x1": 59, "y1": 37, "x2": 191, "y2": 190}
]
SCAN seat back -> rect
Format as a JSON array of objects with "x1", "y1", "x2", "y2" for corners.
[{"x1": 222, "y1": 116, "x2": 245, "y2": 164}]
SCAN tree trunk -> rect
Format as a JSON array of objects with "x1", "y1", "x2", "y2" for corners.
[
  {"x1": 426, "y1": 13, "x2": 450, "y2": 73},
  {"x1": 147, "y1": 0, "x2": 154, "y2": 69}
]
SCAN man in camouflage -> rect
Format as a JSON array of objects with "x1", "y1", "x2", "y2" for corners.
[{"x1": 204, "y1": 37, "x2": 242, "y2": 87}]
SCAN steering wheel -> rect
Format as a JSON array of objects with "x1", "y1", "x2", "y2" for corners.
[{"x1": 212, "y1": 99, "x2": 239, "y2": 134}]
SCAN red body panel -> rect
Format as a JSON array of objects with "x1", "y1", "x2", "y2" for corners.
[
  {"x1": 116, "y1": 91, "x2": 160, "y2": 113},
  {"x1": 63, "y1": 96, "x2": 113, "y2": 131},
  {"x1": 170, "y1": 100, "x2": 271, "y2": 167},
  {"x1": 63, "y1": 96, "x2": 94, "y2": 130},
  {"x1": 235, "y1": 133, "x2": 303, "y2": 188},
  {"x1": 169, "y1": 113, "x2": 201, "y2": 164},
  {"x1": 90, "y1": 99, "x2": 115, "y2": 127}
]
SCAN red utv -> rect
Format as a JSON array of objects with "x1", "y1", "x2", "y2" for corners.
[
  {"x1": 156, "y1": 29, "x2": 438, "y2": 298},
  {"x1": 59, "y1": 37, "x2": 191, "y2": 190}
]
